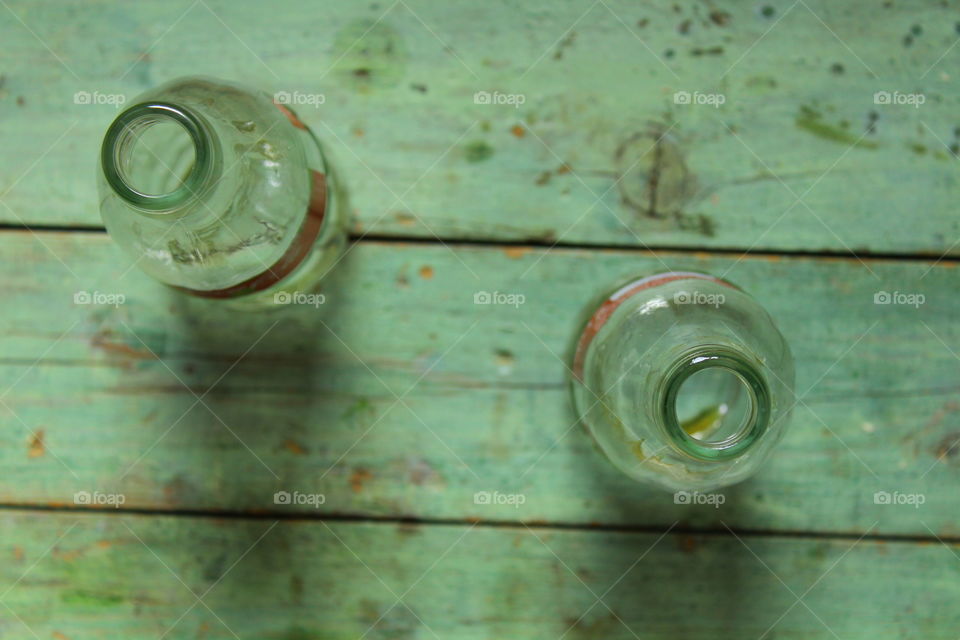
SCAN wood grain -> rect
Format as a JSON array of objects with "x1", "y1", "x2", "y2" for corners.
[
  {"x1": 1, "y1": 232, "x2": 958, "y2": 538},
  {"x1": 0, "y1": 510, "x2": 956, "y2": 639},
  {"x1": 1, "y1": 0, "x2": 958, "y2": 254},
  {"x1": 3, "y1": 0, "x2": 960, "y2": 636}
]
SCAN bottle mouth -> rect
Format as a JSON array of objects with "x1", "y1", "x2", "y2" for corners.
[
  {"x1": 659, "y1": 346, "x2": 771, "y2": 461},
  {"x1": 101, "y1": 102, "x2": 213, "y2": 212}
]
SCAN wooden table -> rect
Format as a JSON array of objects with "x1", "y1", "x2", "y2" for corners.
[{"x1": 1, "y1": 1, "x2": 958, "y2": 637}]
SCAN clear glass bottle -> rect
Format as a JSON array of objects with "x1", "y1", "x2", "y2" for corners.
[
  {"x1": 570, "y1": 272, "x2": 795, "y2": 492},
  {"x1": 98, "y1": 77, "x2": 346, "y2": 301}
]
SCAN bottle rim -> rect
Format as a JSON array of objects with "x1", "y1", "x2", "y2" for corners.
[
  {"x1": 100, "y1": 101, "x2": 214, "y2": 212},
  {"x1": 658, "y1": 345, "x2": 771, "y2": 462}
]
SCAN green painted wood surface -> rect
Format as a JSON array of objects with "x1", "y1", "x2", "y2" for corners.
[
  {"x1": 3, "y1": 0, "x2": 960, "y2": 636},
  {"x1": 0, "y1": 510, "x2": 957, "y2": 639},
  {"x1": 1, "y1": 232, "x2": 958, "y2": 539},
  {"x1": 2, "y1": 0, "x2": 959, "y2": 254}
]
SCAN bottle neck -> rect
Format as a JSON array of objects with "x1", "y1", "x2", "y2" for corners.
[
  {"x1": 655, "y1": 346, "x2": 771, "y2": 462},
  {"x1": 100, "y1": 102, "x2": 218, "y2": 214}
]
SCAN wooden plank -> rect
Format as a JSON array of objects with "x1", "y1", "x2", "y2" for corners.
[
  {"x1": 1, "y1": 0, "x2": 958, "y2": 254},
  {"x1": 0, "y1": 510, "x2": 956, "y2": 638},
  {"x1": 1, "y1": 231, "x2": 959, "y2": 538}
]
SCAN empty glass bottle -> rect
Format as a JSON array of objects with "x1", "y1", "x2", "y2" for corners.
[
  {"x1": 98, "y1": 77, "x2": 345, "y2": 301},
  {"x1": 570, "y1": 272, "x2": 794, "y2": 492}
]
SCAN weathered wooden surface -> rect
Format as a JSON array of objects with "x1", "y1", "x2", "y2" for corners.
[
  {"x1": 1, "y1": 0, "x2": 959, "y2": 254},
  {"x1": 3, "y1": 0, "x2": 960, "y2": 636},
  {"x1": 1, "y1": 232, "x2": 957, "y2": 540},
  {"x1": 0, "y1": 510, "x2": 957, "y2": 639}
]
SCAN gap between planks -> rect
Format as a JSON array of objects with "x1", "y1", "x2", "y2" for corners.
[
  {"x1": 2, "y1": 226, "x2": 956, "y2": 547},
  {"x1": 0, "y1": 223, "x2": 958, "y2": 266},
  {"x1": 0, "y1": 503, "x2": 954, "y2": 548}
]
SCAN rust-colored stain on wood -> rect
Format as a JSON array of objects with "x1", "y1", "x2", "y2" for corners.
[
  {"x1": 91, "y1": 331, "x2": 156, "y2": 360},
  {"x1": 53, "y1": 546, "x2": 84, "y2": 562},
  {"x1": 28, "y1": 430, "x2": 45, "y2": 458},
  {"x1": 284, "y1": 439, "x2": 308, "y2": 455},
  {"x1": 503, "y1": 246, "x2": 531, "y2": 259},
  {"x1": 677, "y1": 535, "x2": 698, "y2": 553},
  {"x1": 395, "y1": 212, "x2": 417, "y2": 226},
  {"x1": 350, "y1": 468, "x2": 373, "y2": 492}
]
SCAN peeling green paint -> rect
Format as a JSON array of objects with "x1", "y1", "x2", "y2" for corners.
[{"x1": 795, "y1": 106, "x2": 878, "y2": 149}]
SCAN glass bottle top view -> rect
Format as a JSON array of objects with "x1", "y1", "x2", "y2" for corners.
[
  {"x1": 97, "y1": 76, "x2": 346, "y2": 301},
  {"x1": 570, "y1": 272, "x2": 795, "y2": 492}
]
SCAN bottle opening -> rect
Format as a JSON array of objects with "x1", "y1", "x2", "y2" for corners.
[
  {"x1": 661, "y1": 348, "x2": 771, "y2": 461},
  {"x1": 675, "y1": 366, "x2": 752, "y2": 444},
  {"x1": 101, "y1": 102, "x2": 212, "y2": 211},
  {"x1": 120, "y1": 117, "x2": 195, "y2": 195}
]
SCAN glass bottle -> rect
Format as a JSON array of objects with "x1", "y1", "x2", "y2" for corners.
[
  {"x1": 570, "y1": 272, "x2": 794, "y2": 492},
  {"x1": 97, "y1": 76, "x2": 346, "y2": 301}
]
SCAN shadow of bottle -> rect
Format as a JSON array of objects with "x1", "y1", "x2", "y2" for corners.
[{"x1": 569, "y1": 427, "x2": 775, "y2": 638}]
